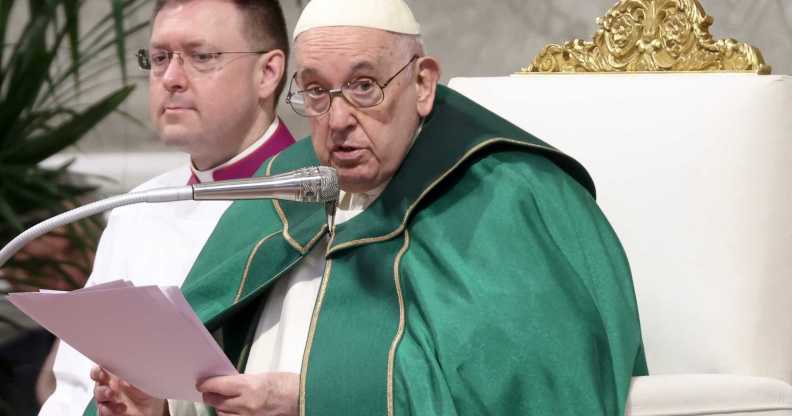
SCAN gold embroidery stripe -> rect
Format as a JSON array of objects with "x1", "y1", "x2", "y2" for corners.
[
  {"x1": 264, "y1": 153, "x2": 278, "y2": 177},
  {"x1": 268, "y1": 153, "x2": 327, "y2": 254},
  {"x1": 328, "y1": 138, "x2": 566, "y2": 255},
  {"x1": 273, "y1": 195, "x2": 327, "y2": 255},
  {"x1": 264, "y1": 152, "x2": 310, "y2": 253},
  {"x1": 265, "y1": 153, "x2": 305, "y2": 253},
  {"x1": 272, "y1": 197, "x2": 302, "y2": 252},
  {"x1": 387, "y1": 231, "x2": 410, "y2": 416},
  {"x1": 235, "y1": 300, "x2": 269, "y2": 371},
  {"x1": 234, "y1": 230, "x2": 281, "y2": 304},
  {"x1": 302, "y1": 225, "x2": 328, "y2": 255},
  {"x1": 236, "y1": 343, "x2": 251, "y2": 371},
  {"x1": 299, "y1": 259, "x2": 333, "y2": 416}
]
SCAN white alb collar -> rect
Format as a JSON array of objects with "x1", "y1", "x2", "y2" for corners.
[
  {"x1": 191, "y1": 118, "x2": 280, "y2": 183},
  {"x1": 333, "y1": 123, "x2": 422, "y2": 225}
]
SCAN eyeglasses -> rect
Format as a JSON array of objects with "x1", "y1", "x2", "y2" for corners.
[
  {"x1": 136, "y1": 48, "x2": 270, "y2": 77},
  {"x1": 286, "y1": 55, "x2": 419, "y2": 117}
]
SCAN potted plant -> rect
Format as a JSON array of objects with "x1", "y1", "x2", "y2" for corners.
[{"x1": 0, "y1": 1, "x2": 152, "y2": 414}]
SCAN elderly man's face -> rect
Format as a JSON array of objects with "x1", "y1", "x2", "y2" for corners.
[
  {"x1": 295, "y1": 27, "x2": 427, "y2": 193},
  {"x1": 148, "y1": 0, "x2": 267, "y2": 169}
]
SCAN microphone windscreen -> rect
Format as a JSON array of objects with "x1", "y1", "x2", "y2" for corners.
[{"x1": 317, "y1": 166, "x2": 340, "y2": 202}]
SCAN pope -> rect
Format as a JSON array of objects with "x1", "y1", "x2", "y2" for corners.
[{"x1": 88, "y1": 0, "x2": 647, "y2": 415}]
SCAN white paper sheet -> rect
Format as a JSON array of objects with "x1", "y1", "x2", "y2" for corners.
[{"x1": 8, "y1": 280, "x2": 237, "y2": 402}]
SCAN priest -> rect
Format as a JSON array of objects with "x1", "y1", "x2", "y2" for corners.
[
  {"x1": 37, "y1": 1, "x2": 295, "y2": 415},
  {"x1": 89, "y1": 0, "x2": 647, "y2": 415}
]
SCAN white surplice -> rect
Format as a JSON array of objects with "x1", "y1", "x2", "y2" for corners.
[{"x1": 38, "y1": 121, "x2": 283, "y2": 416}]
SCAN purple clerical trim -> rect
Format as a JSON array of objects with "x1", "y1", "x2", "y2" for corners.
[{"x1": 187, "y1": 118, "x2": 296, "y2": 185}]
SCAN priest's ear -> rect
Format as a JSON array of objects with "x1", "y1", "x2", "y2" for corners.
[
  {"x1": 414, "y1": 56, "x2": 440, "y2": 117},
  {"x1": 255, "y1": 49, "x2": 287, "y2": 110}
]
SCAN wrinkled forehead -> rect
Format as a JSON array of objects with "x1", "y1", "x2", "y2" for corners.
[{"x1": 295, "y1": 27, "x2": 403, "y2": 81}]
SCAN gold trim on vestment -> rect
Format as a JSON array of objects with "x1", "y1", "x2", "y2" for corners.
[
  {"x1": 303, "y1": 226, "x2": 328, "y2": 255},
  {"x1": 236, "y1": 343, "x2": 250, "y2": 372},
  {"x1": 234, "y1": 301, "x2": 270, "y2": 372},
  {"x1": 387, "y1": 231, "x2": 410, "y2": 416},
  {"x1": 275, "y1": 215, "x2": 327, "y2": 254},
  {"x1": 234, "y1": 230, "x2": 281, "y2": 304},
  {"x1": 327, "y1": 138, "x2": 569, "y2": 255},
  {"x1": 521, "y1": 0, "x2": 770, "y2": 74},
  {"x1": 267, "y1": 153, "x2": 328, "y2": 254},
  {"x1": 273, "y1": 196, "x2": 322, "y2": 253},
  {"x1": 272, "y1": 199, "x2": 301, "y2": 252},
  {"x1": 265, "y1": 153, "x2": 304, "y2": 253},
  {"x1": 299, "y1": 259, "x2": 334, "y2": 416}
]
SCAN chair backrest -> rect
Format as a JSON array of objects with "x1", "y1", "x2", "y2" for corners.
[
  {"x1": 448, "y1": 72, "x2": 792, "y2": 384},
  {"x1": 449, "y1": 0, "x2": 792, "y2": 384}
]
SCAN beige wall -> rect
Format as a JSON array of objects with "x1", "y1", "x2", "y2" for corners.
[{"x1": 64, "y1": 0, "x2": 792, "y2": 157}]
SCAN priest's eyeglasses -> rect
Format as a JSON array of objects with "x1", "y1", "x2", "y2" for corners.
[
  {"x1": 136, "y1": 48, "x2": 270, "y2": 76},
  {"x1": 286, "y1": 55, "x2": 419, "y2": 117}
]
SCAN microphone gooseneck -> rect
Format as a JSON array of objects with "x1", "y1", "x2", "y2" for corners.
[
  {"x1": 0, "y1": 187, "x2": 194, "y2": 268},
  {"x1": 0, "y1": 166, "x2": 338, "y2": 269}
]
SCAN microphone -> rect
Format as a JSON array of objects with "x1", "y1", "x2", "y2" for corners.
[
  {"x1": 0, "y1": 166, "x2": 338, "y2": 268},
  {"x1": 193, "y1": 166, "x2": 338, "y2": 203}
]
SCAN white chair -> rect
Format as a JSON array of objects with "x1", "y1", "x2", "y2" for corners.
[{"x1": 449, "y1": 1, "x2": 792, "y2": 414}]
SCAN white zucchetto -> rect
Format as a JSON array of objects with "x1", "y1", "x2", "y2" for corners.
[{"x1": 293, "y1": 0, "x2": 421, "y2": 40}]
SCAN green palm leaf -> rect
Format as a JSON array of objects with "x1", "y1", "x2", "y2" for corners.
[
  {"x1": 2, "y1": 85, "x2": 135, "y2": 164},
  {"x1": 0, "y1": 0, "x2": 153, "y2": 291},
  {"x1": 112, "y1": 0, "x2": 128, "y2": 82}
]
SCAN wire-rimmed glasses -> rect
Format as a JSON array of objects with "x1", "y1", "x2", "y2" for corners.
[
  {"x1": 136, "y1": 48, "x2": 271, "y2": 76},
  {"x1": 286, "y1": 55, "x2": 419, "y2": 117}
]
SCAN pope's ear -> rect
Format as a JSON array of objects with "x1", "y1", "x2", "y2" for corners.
[{"x1": 415, "y1": 56, "x2": 440, "y2": 117}]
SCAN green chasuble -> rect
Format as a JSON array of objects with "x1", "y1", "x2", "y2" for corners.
[{"x1": 84, "y1": 85, "x2": 646, "y2": 416}]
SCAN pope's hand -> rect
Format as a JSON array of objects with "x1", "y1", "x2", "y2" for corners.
[
  {"x1": 197, "y1": 372, "x2": 299, "y2": 416},
  {"x1": 91, "y1": 367, "x2": 167, "y2": 416}
]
